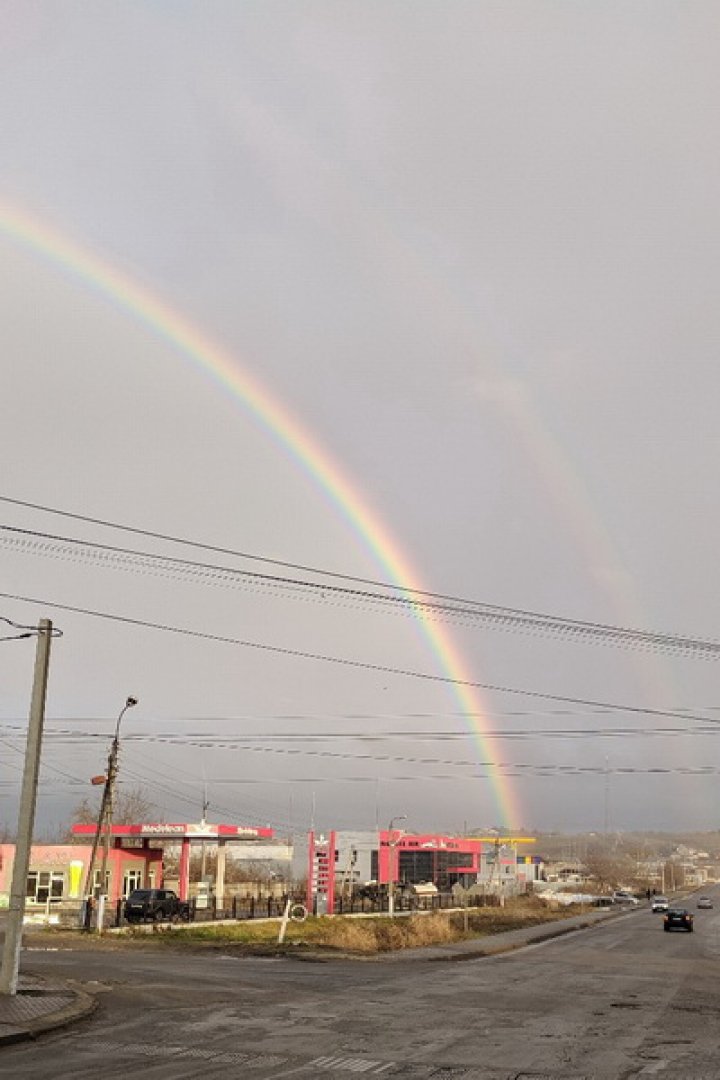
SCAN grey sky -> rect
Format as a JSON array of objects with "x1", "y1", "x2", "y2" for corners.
[{"x1": 1, "y1": 2, "x2": 720, "y2": 838}]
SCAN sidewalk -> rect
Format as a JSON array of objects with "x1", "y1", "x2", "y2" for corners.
[
  {"x1": 0, "y1": 973, "x2": 96, "y2": 1046},
  {"x1": 372, "y1": 904, "x2": 628, "y2": 963}
]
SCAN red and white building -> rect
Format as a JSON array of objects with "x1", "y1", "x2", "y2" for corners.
[
  {"x1": 306, "y1": 830, "x2": 542, "y2": 914},
  {"x1": 0, "y1": 821, "x2": 278, "y2": 914}
]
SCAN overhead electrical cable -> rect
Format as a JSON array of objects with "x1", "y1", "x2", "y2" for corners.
[
  {"x1": 1, "y1": 588, "x2": 718, "y2": 728},
  {"x1": 0, "y1": 614, "x2": 62, "y2": 642},
  {"x1": 1, "y1": 509, "x2": 719, "y2": 658},
  {"x1": 118, "y1": 738, "x2": 720, "y2": 776},
  {"x1": 5, "y1": 723, "x2": 718, "y2": 743},
  {"x1": 20, "y1": 725, "x2": 720, "y2": 777}
]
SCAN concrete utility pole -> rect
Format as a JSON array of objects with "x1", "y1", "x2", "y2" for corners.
[
  {"x1": 0, "y1": 620, "x2": 53, "y2": 996},
  {"x1": 387, "y1": 815, "x2": 407, "y2": 918},
  {"x1": 96, "y1": 697, "x2": 138, "y2": 932},
  {"x1": 84, "y1": 696, "x2": 138, "y2": 931},
  {"x1": 82, "y1": 743, "x2": 114, "y2": 912}
]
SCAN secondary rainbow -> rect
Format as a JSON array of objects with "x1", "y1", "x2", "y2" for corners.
[{"x1": 0, "y1": 201, "x2": 521, "y2": 829}]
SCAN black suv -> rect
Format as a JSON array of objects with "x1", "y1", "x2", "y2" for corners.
[
  {"x1": 124, "y1": 888, "x2": 190, "y2": 924},
  {"x1": 663, "y1": 908, "x2": 693, "y2": 932}
]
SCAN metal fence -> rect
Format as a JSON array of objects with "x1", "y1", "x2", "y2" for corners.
[
  {"x1": 91, "y1": 888, "x2": 510, "y2": 928},
  {"x1": 108, "y1": 894, "x2": 293, "y2": 927},
  {"x1": 41, "y1": 888, "x2": 512, "y2": 929}
]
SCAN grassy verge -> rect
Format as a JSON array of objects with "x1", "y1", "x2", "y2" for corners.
[
  {"x1": 23, "y1": 896, "x2": 593, "y2": 955},
  {"x1": 127, "y1": 896, "x2": 584, "y2": 954}
]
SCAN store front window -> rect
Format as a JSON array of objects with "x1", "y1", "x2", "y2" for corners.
[{"x1": 26, "y1": 870, "x2": 64, "y2": 903}]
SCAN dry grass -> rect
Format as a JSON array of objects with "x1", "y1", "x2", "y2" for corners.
[
  {"x1": 292, "y1": 911, "x2": 460, "y2": 953},
  {"x1": 142, "y1": 895, "x2": 580, "y2": 954},
  {"x1": 27, "y1": 895, "x2": 584, "y2": 955}
]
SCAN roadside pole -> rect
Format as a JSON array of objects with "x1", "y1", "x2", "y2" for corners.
[
  {"x1": 83, "y1": 697, "x2": 137, "y2": 931},
  {"x1": 96, "y1": 741, "x2": 119, "y2": 932},
  {"x1": 81, "y1": 750, "x2": 113, "y2": 925},
  {"x1": 0, "y1": 620, "x2": 53, "y2": 996},
  {"x1": 386, "y1": 816, "x2": 406, "y2": 919}
]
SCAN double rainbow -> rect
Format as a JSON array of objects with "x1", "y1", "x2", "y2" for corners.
[{"x1": 0, "y1": 202, "x2": 520, "y2": 829}]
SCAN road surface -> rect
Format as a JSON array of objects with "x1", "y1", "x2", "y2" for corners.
[{"x1": 3, "y1": 892, "x2": 720, "y2": 1078}]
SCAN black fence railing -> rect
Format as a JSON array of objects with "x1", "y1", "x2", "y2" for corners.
[
  {"x1": 110, "y1": 890, "x2": 504, "y2": 928},
  {"x1": 112, "y1": 894, "x2": 297, "y2": 928},
  {"x1": 330, "y1": 891, "x2": 503, "y2": 916}
]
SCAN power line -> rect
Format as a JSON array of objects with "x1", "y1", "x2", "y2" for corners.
[
  {"x1": 2, "y1": 501, "x2": 719, "y2": 659},
  {"x1": 117, "y1": 738, "x2": 720, "y2": 776},
  {"x1": 4, "y1": 759, "x2": 716, "y2": 780},
  {"x1": 4, "y1": 723, "x2": 718, "y2": 743},
  {"x1": 0, "y1": 493, "x2": 406, "y2": 591},
  {"x1": 0, "y1": 614, "x2": 62, "y2": 642},
  {"x1": 0, "y1": 588, "x2": 717, "y2": 728},
  {"x1": 17, "y1": 723, "x2": 720, "y2": 777},
  {"x1": 4, "y1": 701, "x2": 717, "y2": 725},
  {"x1": 0, "y1": 524, "x2": 652, "y2": 644}
]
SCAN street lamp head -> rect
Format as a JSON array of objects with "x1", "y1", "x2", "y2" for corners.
[{"x1": 125, "y1": 696, "x2": 139, "y2": 708}]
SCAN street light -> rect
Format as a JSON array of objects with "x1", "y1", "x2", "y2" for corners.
[
  {"x1": 387, "y1": 815, "x2": 407, "y2": 918},
  {"x1": 83, "y1": 697, "x2": 138, "y2": 929}
]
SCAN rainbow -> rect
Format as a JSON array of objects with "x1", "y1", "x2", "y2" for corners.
[{"x1": 0, "y1": 201, "x2": 521, "y2": 828}]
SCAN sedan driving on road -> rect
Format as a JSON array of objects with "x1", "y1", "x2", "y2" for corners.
[
  {"x1": 697, "y1": 896, "x2": 713, "y2": 909},
  {"x1": 663, "y1": 908, "x2": 693, "y2": 932},
  {"x1": 651, "y1": 896, "x2": 669, "y2": 912}
]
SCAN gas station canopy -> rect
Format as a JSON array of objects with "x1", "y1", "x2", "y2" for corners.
[{"x1": 72, "y1": 822, "x2": 274, "y2": 840}]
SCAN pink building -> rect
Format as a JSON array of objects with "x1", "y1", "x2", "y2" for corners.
[{"x1": 0, "y1": 842, "x2": 161, "y2": 910}]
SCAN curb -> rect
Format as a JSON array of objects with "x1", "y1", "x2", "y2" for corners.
[
  {"x1": 359, "y1": 904, "x2": 637, "y2": 964},
  {"x1": 428, "y1": 913, "x2": 611, "y2": 963},
  {"x1": 0, "y1": 982, "x2": 97, "y2": 1047}
]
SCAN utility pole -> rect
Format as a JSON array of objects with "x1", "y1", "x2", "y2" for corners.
[
  {"x1": 387, "y1": 815, "x2": 406, "y2": 918},
  {"x1": 0, "y1": 620, "x2": 53, "y2": 996},
  {"x1": 200, "y1": 786, "x2": 209, "y2": 881},
  {"x1": 82, "y1": 743, "x2": 114, "y2": 915},
  {"x1": 84, "y1": 696, "x2": 138, "y2": 932}
]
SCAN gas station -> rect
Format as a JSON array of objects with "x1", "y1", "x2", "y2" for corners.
[{"x1": 71, "y1": 821, "x2": 275, "y2": 905}]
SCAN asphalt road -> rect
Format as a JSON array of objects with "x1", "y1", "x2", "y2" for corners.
[{"x1": 3, "y1": 892, "x2": 720, "y2": 1079}]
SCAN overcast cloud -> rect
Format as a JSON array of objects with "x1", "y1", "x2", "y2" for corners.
[{"x1": 2, "y1": 2, "x2": 720, "y2": 838}]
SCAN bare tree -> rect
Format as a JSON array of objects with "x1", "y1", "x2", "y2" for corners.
[
  {"x1": 584, "y1": 846, "x2": 634, "y2": 893},
  {"x1": 64, "y1": 786, "x2": 158, "y2": 840}
]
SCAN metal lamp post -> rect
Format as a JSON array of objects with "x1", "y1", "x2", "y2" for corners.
[{"x1": 387, "y1": 815, "x2": 407, "y2": 918}]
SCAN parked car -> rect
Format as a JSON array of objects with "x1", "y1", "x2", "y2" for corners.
[
  {"x1": 612, "y1": 891, "x2": 639, "y2": 906},
  {"x1": 651, "y1": 896, "x2": 669, "y2": 912},
  {"x1": 663, "y1": 908, "x2": 693, "y2": 932},
  {"x1": 124, "y1": 888, "x2": 190, "y2": 924},
  {"x1": 697, "y1": 896, "x2": 713, "y2": 909},
  {"x1": 354, "y1": 881, "x2": 388, "y2": 903}
]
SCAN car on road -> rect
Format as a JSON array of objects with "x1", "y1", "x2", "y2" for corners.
[
  {"x1": 663, "y1": 908, "x2": 693, "y2": 932},
  {"x1": 124, "y1": 888, "x2": 190, "y2": 924},
  {"x1": 651, "y1": 896, "x2": 669, "y2": 912},
  {"x1": 697, "y1": 896, "x2": 713, "y2": 909}
]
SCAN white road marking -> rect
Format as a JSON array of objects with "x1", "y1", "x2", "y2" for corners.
[
  {"x1": 309, "y1": 1057, "x2": 392, "y2": 1073},
  {"x1": 268, "y1": 1053, "x2": 397, "y2": 1077}
]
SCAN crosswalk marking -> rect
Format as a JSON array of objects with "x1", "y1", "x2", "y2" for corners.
[{"x1": 309, "y1": 1057, "x2": 395, "y2": 1074}]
